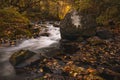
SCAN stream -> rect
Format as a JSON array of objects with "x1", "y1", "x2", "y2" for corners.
[{"x1": 0, "y1": 23, "x2": 61, "y2": 80}]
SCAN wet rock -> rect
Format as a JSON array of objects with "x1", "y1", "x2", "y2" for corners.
[
  {"x1": 60, "y1": 10, "x2": 97, "y2": 40},
  {"x1": 39, "y1": 32, "x2": 50, "y2": 37},
  {"x1": 60, "y1": 40, "x2": 79, "y2": 54},
  {"x1": 49, "y1": 21, "x2": 54, "y2": 24},
  {"x1": 98, "y1": 67, "x2": 120, "y2": 80},
  {"x1": 96, "y1": 30, "x2": 113, "y2": 39},
  {"x1": 15, "y1": 55, "x2": 41, "y2": 69},
  {"x1": 87, "y1": 36, "x2": 105, "y2": 45},
  {"x1": 42, "y1": 66, "x2": 52, "y2": 73},
  {"x1": 9, "y1": 50, "x2": 36, "y2": 66},
  {"x1": 37, "y1": 47, "x2": 61, "y2": 58},
  {"x1": 40, "y1": 24, "x2": 47, "y2": 28},
  {"x1": 53, "y1": 22, "x2": 60, "y2": 27}
]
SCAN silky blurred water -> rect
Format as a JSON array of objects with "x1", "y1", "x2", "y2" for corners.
[{"x1": 0, "y1": 24, "x2": 61, "y2": 79}]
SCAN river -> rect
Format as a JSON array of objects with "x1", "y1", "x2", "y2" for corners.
[{"x1": 0, "y1": 23, "x2": 61, "y2": 80}]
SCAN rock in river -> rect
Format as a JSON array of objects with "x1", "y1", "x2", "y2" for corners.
[
  {"x1": 9, "y1": 50, "x2": 36, "y2": 66},
  {"x1": 39, "y1": 32, "x2": 50, "y2": 37},
  {"x1": 60, "y1": 10, "x2": 97, "y2": 40}
]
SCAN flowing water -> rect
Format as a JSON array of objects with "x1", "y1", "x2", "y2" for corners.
[{"x1": 0, "y1": 24, "x2": 61, "y2": 79}]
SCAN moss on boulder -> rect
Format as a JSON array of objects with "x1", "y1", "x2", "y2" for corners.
[{"x1": 9, "y1": 50, "x2": 36, "y2": 66}]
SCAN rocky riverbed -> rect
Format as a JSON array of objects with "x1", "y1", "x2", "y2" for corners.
[
  {"x1": 0, "y1": 22, "x2": 61, "y2": 80},
  {"x1": 0, "y1": 21, "x2": 120, "y2": 80},
  {"x1": 7, "y1": 26, "x2": 120, "y2": 80}
]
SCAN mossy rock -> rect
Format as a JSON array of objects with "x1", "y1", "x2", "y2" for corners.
[
  {"x1": 87, "y1": 36, "x2": 105, "y2": 46},
  {"x1": 60, "y1": 10, "x2": 97, "y2": 40},
  {"x1": 9, "y1": 50, "x2": 36, "y2": 66},
  {"x1": 96, "y1": 30, "x2": 113, "y2": 39}
]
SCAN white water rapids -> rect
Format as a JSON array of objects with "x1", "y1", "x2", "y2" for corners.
[{"x1": 0, "y1": 24, "x2": 61, "y2": 79}]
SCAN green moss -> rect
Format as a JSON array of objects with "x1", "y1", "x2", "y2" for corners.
[
  {"x1": 74, "y1": 0, "x2": 120, "y2": 26},
  {"x1": 0, "y1": 7, "x2": 29, "y2": 24},
  {"x1": 0, "y1": 7, "x2": 33, "y2": 39}
]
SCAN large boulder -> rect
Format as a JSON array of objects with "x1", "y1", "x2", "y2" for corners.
[
  {"x1": 9, "y1": 50, "x2": 36, "y2": 66},
  {"x1": 60, "y1": 10, "x2": 97, "y2": 40}
]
